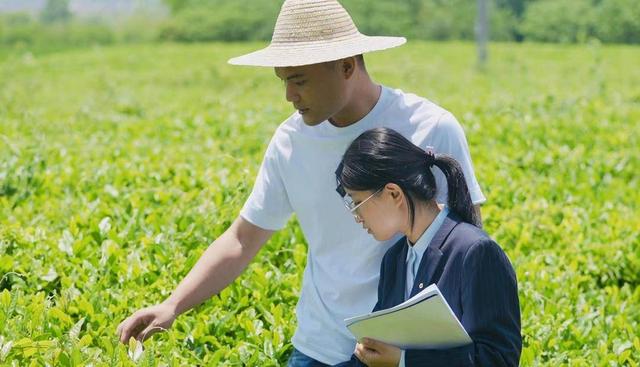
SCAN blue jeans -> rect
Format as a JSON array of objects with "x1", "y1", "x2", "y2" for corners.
[{"x1": 287, "y1": 348, "x2": 330, "y2": 367}]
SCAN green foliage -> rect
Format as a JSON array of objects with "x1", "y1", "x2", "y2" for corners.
[
  {"x1": 1, "y1": 42, "x2": 639, "y2": 365},
  {"x1": 592, "y1": 0, "x2": 640, "y2": 44},
  {"x1": 157, "y1": 0, "x2": 521, "y2": 42},
  {"x1": 159, "y1": 0, "x2": 281, "y2": 42},
  {"x1": 519, "y1": 0, "x2": 597, "y2": 43},
  {"x1": 341, "y1": 0, "x2": 414, "y2": 38},
  {"x1": 520, "y1": 0, "x2": 640, "y2": 44},
  {"x1": 40, "y1": 0, "x2": 72, "y2": 24},
  {"x1": 1, "y1": 0, "x2": 639, "y2": 51},
  {"x1": 156, "y1": 0, "x2": 640, "y2": 44},
  {"x1": 495, "y1": 0, "x2": 529, "y2": 18},
  {"x1": 0, "y1": 13, "x2": 164, "y2": 53},
  {"x1": 161, "y1": 0, "x2": 205, "y2": 14}
]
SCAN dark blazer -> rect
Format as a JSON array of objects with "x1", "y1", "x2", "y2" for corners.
[{"x1": 338, "y1": 214, "x2": 521, "y2": 367}]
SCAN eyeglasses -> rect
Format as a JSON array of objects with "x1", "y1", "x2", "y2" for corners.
[
  {"x1": 335, "y1": 163, "x2": 383, "y2": 220},
  {"x1": 342, "y1": 187, "x2": 383, "y2": 220}
]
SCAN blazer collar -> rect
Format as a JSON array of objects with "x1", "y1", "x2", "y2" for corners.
[
  {"x1": 409, "y1": 213, "x2": 461, "y2": 297},
  {"x1": 429, "y1": 213, "x2": 460, "y2": 251}
]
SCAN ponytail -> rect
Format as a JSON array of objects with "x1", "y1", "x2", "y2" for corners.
[{"x1": 431, "y1": 154, "x2": 480, "y2": 227}]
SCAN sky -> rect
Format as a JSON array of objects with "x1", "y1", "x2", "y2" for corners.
[{"x1": 0, "y1": 0, "x2": 167, "y2": 17}]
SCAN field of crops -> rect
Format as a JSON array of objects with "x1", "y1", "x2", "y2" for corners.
[{"x1": 1, "y1": 41, "x2": 639, "y2": 366}]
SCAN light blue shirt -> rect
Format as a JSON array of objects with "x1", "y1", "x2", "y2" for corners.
[
  {"x1": 400, "y1": 207, "x2": 449, "y2": 367},
  {"x1": 405, "y1": 207, "x2": 449, "y2": 298}
]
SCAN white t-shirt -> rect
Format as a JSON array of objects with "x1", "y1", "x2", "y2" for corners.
[{"x1": 240, "y1": 86, "x2": 486, "y2": 364}]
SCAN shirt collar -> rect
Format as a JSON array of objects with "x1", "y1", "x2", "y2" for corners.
[{"x1": 406, "y1": 206, "x2": 450, "y2": 260}]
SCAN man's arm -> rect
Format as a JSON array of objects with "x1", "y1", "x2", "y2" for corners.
[
  {"x1": 166, "y1": 216, "x2": 274, "y2": 314},
  {"x1": 117, "y1": 216, "x2": 274, "y2": 343}
]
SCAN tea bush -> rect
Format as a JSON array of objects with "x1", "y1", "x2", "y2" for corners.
[{"x1": 0, "y1": 42, "x2": 638, "y2": 365}]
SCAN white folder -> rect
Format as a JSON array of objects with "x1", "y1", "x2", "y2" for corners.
[{"x1": 344, "y1": 284, "x2": 472, "y2": 349}]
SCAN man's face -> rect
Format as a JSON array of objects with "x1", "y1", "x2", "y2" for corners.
[{"x1": 275, "y1": 62, "x2": 347, "y2": 126}]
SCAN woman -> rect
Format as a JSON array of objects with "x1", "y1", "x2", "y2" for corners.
[{"x1": 334, "y1": 128, "x2": 521, "y2": 367}]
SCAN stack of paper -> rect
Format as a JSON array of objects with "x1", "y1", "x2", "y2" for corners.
[{"x1": 344, "y1": 284, "x2": 472, "y2": 349}]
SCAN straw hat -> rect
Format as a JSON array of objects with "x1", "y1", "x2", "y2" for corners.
[{"x1": 228, "y1": 0, "x2": 406, "y2": 67}]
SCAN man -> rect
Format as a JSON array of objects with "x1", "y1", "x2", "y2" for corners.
[{"x1": 117, "y1": 0, "x2": 486, "y2": 365}]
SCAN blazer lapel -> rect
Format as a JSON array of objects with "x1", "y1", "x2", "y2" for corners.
[
  {"x1": 410, "y1": 214, "x2": 459, "y2": 297},
  {"x1": 390, "y1": 242, "x2": 409, "y2": 306}
]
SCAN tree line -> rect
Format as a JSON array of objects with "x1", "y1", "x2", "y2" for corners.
[
  {"x1": 1, "y1": 0, "x2": 638, "y2": 51},
  {"x1": 159, "y1": 0, "x2": 640, "y2": 44}
]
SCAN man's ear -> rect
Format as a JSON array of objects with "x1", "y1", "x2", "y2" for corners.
[{"x1": 340, "y1": 57, "x2": 356, "y2": 79}]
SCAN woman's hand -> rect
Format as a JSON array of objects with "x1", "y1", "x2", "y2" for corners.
[{"x1": 354, "y1": 338, "x2": 402, "y2": 367}]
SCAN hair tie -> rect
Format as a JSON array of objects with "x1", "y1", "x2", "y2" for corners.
[{"x1": 425, "y1": 146, "x2": 436, "y2": 167}]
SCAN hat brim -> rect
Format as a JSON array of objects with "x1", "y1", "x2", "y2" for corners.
[{"x1": 228, "y1": 34, "x2": 406, "y2": 67}]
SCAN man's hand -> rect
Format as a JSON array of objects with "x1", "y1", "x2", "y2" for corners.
[
  {"x1": 355, "y1": 338, "x2": 401, "y2": 367},
  {"x1": 115, "y1": 217, "x2": 274, "y2": 345},
  {"x1": 116, "y1": 302, "x2": 177, "y2": 343}
]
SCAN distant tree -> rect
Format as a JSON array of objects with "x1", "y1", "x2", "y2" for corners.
[
  {"x1": 40, "y1": 0, "x2": 72, "y2": 23},
  {"x1": 594, "y1": 0, "x2": 640, "y2": 44},
  {"x1": 520, "y1": 0, "x2": 596, "y2": 43},
  {"x1": 343, "y1": 0, "x2": 413, "y2": 37},
  {"x1": 160, "y1": 0, "x2": 281, "y2": 42},
  {"x1": 162, "y1": 0, "x2": 186, "y2": 14},
  {"x1": 492, "y1": 0, "x2": 536, "y2": 40},
  {"x1": 476, "y1": 0, "x2": 488, "y2": 67},
  {"x1": 162, "y1": 0, "x2": 210, "y2": 14},
  {"x1": 494, "y1": 0, "x2": 530, "y2": 18},
  {"x1": 156, "y1": 0, "x2": 639, "y2": 44}
]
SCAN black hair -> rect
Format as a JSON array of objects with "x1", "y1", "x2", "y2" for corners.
[{"x1": 335, "y1": 127, "x2": 480, "y2": 228}]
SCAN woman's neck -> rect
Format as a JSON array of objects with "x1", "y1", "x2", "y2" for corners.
[{"x1": 406, "y1": 200, "x2": 441, "y2": 245}]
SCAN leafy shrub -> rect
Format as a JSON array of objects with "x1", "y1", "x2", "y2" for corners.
[
  {"x1": 2, "y1": 0, "x2": 640, "y2": 53},
  {"x1": 341, "y1": 0, "x2": 414, "y2": 38},
  {"x1": 520, "y1": 0, "x2": 640, "y2": 44},
  {"x1": 592, "y1": 0, "x2": 640, "y2": 44},
  {"x1": 0, "y1": 41, "x2": 638, "y2": 365},
  {"x1": 0, "y1": 13, "x2": 165, "y2": 52},
  {"x1": 159, "y1": 0, "x2": 280, "y2": 42},
  {"x1": 40, "y1": 0, "x2": 72, "y2": 24},
  {"x1": 520, "y1": 0, "x2": 597, "y2": 43}
]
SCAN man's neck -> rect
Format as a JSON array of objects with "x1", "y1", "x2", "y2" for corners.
[{"x1": 329, "y1": 77, "x2": 381, "y2": 128}]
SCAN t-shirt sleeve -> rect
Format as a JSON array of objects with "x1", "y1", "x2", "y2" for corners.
[
  {"x1": 239, "y1": 136, "x2": 293, "y2": 231},
  {"x1": 431, "y1": 112, "x2": 486, "y2": 205}
]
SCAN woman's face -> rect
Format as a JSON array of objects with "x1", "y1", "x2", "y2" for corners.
[{"x1": 345, "y1": 184, "x2": 407, "y2": 241}]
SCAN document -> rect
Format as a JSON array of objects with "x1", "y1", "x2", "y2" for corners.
[{"x1": 344, "y1": 284, "x2": 472, "y2": 349}]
